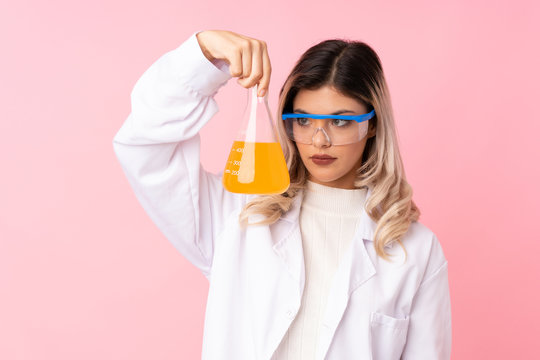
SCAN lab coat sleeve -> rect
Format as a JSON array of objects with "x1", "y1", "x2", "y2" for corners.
[
  {"x1": 401, "y1": 235, "x2": 452, "y2": 360},
  {"x1": 112, "y1": 32, "x2": 243, "y2": 278}
]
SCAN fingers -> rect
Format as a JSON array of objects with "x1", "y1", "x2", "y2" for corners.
[
  {"x1": 240, "y1": 40, "x2": 252, "y2": 81},
  {"x1": 228, "y1": 49, "x2": 243, "y2": 78},
  {"x1": 259, "y1": 44, "x2": 272, "y2": 96},
  {"x1": 237, "y1": 41, "x2": 261, "y2": 88},
  {"x1": 237, "y1": 40, "x2": 271, "y2": 97},
  {"x1": 198, "y1": 31, "x2": 272, "y2": 96}
]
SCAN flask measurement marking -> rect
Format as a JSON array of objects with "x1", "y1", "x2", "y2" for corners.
[{"x1": 223, "y1": 141, "x2": 290, "y2": 194}]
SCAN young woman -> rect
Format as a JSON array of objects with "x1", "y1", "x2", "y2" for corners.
[{"x1": 113, "y1": 30, "x2": 451, "y2": 360}]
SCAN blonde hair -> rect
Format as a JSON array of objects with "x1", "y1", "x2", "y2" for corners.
[{"x1": 238, "y1": 39, "x2": 420, "y2": 260}]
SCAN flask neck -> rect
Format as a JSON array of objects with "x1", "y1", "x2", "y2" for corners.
[{"x1": 239, "y1": 86, "x2": 277, "y2": 143}]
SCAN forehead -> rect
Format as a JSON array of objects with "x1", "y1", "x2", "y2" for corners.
[{"x1": 292, "y1": 85, "x2": 368, "y2": 114}]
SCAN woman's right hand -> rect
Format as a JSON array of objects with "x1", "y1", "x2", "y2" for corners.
[{"x1": 196, "y1": 30, "x2": 271, "y2": 97}]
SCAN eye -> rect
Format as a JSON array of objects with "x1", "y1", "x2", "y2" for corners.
[
  {"x1": 331, "y1": 119, "x2": 350, "y2": 127},
  {"x1": 295, "y1": 117, "x2": 311, "y2": 126}
]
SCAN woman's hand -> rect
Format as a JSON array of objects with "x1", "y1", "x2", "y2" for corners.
[{"x1": 196, "y1": 30, "x2": 271, "y2": 97}]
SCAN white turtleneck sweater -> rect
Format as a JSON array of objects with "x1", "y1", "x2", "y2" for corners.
[{"x1": 272, "y1": 181, "x2": 367, "y2": 360}]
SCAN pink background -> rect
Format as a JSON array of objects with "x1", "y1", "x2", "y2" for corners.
[{"x1": 1, "y1": 0, "x2": 539, "y2": 359}]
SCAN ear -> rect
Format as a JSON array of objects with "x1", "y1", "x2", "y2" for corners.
[{"x1": 367, "y1": 120, "x2": 376, "y2": 138}]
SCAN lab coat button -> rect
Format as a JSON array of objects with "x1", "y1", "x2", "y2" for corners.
[{"x1": 286, "y1": 309, "x2": 295, "y2": 319}]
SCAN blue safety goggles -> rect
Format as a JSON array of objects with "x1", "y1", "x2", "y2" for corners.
[{"x1": 281, "y1": 109, "x2": 375, "y2": 123}]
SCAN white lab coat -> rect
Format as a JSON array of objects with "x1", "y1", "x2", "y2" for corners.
[{"x1": 113, "y1": 33, "x2": 452, "y2": 360}]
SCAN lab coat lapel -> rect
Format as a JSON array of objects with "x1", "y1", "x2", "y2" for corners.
[
  {"x1": 271, "y1": 194, "x2": 305, "y2": 293},
  {"x1": 246, "y1": 194, "x2": 305, "y2": 360},
  {"x1": 247, "y1": 187, "x2": 380, "y2": 360},
  {"x1": 316, "y1": 187, "x2": 378, "y2": 359},
  {"x1": 268, "y1": 186, "x2": 377, "y2": 296}
]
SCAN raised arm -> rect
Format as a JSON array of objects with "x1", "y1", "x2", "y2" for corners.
[{"x1": 112, "y1": 31, "x2": 271, "y2": 278}]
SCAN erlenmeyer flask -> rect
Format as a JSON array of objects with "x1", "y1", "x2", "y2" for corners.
[{"x1": 223, "y1": 86, "x2": 290, "y2": 194}]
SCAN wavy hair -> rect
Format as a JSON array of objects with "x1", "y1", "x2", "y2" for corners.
[{"x1": 238, "y1": 38, "x2": 420, "y2": 260}]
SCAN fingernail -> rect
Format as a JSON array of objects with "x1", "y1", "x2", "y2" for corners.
[{"x1": 258, "y1": 89, "x2": 266, "y2": 97}]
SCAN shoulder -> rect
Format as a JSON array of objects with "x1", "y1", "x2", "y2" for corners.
[{"x1": 399, "y1": 221, "x2": 448, "y2": 282}]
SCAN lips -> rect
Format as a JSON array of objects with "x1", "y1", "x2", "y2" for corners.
[
  {"x1": 311, "y1": 154, "x2": 336, "y2": 160},
  {"x1": 310, "y1": 154, "x2": 337, "y2": 165}
]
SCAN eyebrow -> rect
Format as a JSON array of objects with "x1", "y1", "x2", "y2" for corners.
[{"x1": 292, "y1": 108, "x2": 356, "y2": 115}]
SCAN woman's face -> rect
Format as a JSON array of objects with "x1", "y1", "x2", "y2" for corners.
[{"x1": 292, "y1": 85, "x2": 375, "y2": 189}]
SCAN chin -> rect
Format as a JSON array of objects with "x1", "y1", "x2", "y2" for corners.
[{"x1": 308, "y1": 171, "x2": 345, "y2": 184}]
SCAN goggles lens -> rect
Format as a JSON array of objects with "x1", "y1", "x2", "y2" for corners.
[{"x1": 281, "y1": 110, "x2": 375, "y2": 146}]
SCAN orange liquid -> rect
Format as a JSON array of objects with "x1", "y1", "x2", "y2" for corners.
[{"x1": 223, "y1": 141, "x2": 290, "y2": 194}]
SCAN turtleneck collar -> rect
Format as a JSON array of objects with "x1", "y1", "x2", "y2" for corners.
[{"x1": 301, "y1": 180, "x2": 367, "y2": 217}]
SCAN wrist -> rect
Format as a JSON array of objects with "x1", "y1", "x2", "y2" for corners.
[{"x1": 196, "y1": 31, "x2": 216, "y2": 62}]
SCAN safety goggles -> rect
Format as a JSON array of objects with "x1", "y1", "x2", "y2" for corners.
[{"x1": 281, "y1": 110, "x2": 375, "y2": 146}]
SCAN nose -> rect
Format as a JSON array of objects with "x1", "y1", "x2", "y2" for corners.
[{"x1": 312, "y1": 127, "x2": 331, "y2": 148}]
